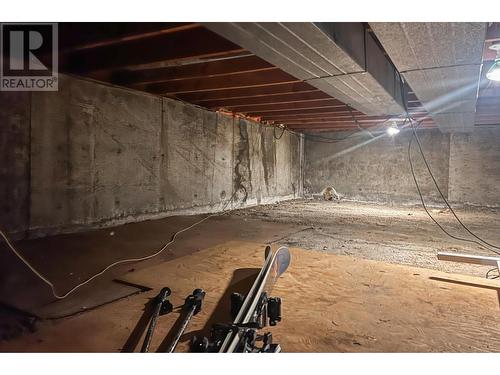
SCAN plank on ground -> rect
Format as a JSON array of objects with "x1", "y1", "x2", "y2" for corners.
[
  {"x1": 121, "y1": 241, "x2": 500, "y2": 352},
  {"x1": 1, "y1": 241, "x2": 499, "y2": 352}
]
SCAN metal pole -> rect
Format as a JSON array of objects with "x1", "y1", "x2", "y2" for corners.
[
  {"x1": 166, "y1": 288, "x2": 205, "y2": 353},
  {"x1": 141, "y1": 287, "x2": 172, "y2": 353}
]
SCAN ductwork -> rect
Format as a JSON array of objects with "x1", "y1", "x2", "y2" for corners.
[
  {"x1": 370, "y1": 22, "x2": 487, "y2": 133},
  {"x1": 204, "y1": 23, "x2": 405, "y2": 116}
]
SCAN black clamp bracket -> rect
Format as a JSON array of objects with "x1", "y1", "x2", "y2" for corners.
[
  {"x1": 158, "y1": 287, "x2": 173, "y2": 316},
  {"x1": 185, "y1": 288, "x2": 205, "y2": 315},
  {"x1": 192, "y1": 292, "x2": 283, "y2": 352}
]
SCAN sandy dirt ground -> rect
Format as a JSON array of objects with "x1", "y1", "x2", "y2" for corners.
[
  {"x1": 232, "y1": 199, "x2": 500, "y2": 278},
  {"x1": 0, "y1": 199, "x2": 499, "y2": 350}
]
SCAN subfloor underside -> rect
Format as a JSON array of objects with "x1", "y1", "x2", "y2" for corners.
[{"x1": 0, "y1": 199, "x2": 499, "y2": 352}]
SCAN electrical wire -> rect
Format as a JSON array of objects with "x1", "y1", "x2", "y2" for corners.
[
  {"x1": 284, "y1": 120, "x2": 393, "y2": 144},
  {"x1": 486, "y1": 267, "x2": 499, "y2": 280},
  {"x1": 346, "y1": 104, "x2": 375, "y2": 138},
  {"x1": 268, "y1": 99, "x2": 411, "y2": 145},
  {"x1": 0, "y1": 190, "x2": 240, "y2": 300},
  {"x1": 398, "y1": 70, "x2": 410, "y2": 118},
  {"x1": 273, "y1": 125, "x2": 285, "y2": 140},
  {"x1": 399, "y1": 71, "x2": 500, "y2": 255},
  {"x1": 285, "y1": 127, "x2": 360, "y2": 143},
  {"x1": 407, "y1": 119, "x2": 500, "y2": 256},
  {"x1": 410, "y1": 121, "x2": 500, "y2": 251}
]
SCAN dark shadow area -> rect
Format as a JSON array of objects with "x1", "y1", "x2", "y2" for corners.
[
  {"x1": 0, "y1": 303, "x2": 38, "y2": 342},
  {"x1": 0, "y1": 279, "x2": 150, "y2": 345},
  {"x1": 429, "y1": 276, "x2": 500, "y2": 307},
  {"x1": 156, "y1": 306, "x2": 189, "y2": 352},
  {"x1": 121, "y1": 297, "x2": 156, "y2": 353},
  {"x1": 156, "y1": 268, "x2": 260, "y2": 352},
  {"x1": 32, "y1": 279, "x2": 150, "y2": 320}
]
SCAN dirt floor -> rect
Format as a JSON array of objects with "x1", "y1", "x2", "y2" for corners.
[
  {"x1": 233, "y1": 199, "x2": 500, "y2": 277},
  {"x1": 0, "y1": 199, "x2": 499, "y2": 351}
]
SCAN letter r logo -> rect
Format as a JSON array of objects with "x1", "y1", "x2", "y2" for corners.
[{"x1": 9, "y1": 30, "x2": 48, "y2": 71}]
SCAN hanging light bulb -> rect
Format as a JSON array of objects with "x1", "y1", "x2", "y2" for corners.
[
  {"x1": 486, "y1": 43, "x2": 500, "y2": 82},
  {"x1": 386, "y1": 121, "x2": 400, "y2": 136},
  {"x1": 386, "y1": 126, "x2": 400, "y2": 136}
]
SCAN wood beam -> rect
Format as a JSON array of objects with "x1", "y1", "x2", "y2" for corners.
[
  {"x1": 111, "y1": 55, "x2": 273, "y2": 85},
  {"x1": 286, "y1": 121, "x2": 386, "y2": 129},
  {"x1": 62, "y1": 27, "x2": 245, "y2": 74},
  {"x1": 143, "y1": 69, "x2": 298, "y2": 95},
  {"x1": 261, "y1": 112, "x2": 368, "y2": 121},
  {"x1": 174, "y1": 82, "x2": 315, "y2": 102},
  {"x1": 289, "y1": 120, "x2": 437, "y2": 131},
  {"x1": 201, "y1": 90, "x2": 328, "y2": 108},
  {"x1": 276, "y1": 115, "x2": 385, "y2": 124},
  {"x1": 284, "y1": 117, "x2": 435, "y2": 127},
  {"x1": 292, "y1": 126, "x2": 362, "y2": 132},
  {"x1": 247, "y1": 107, "x2": 361, "y2": 118},
  {"x1": 60, "y1": 23, "x2": 199, "y2": 52},
  {"x1": 260, "y1": 109, "x2": 428, "y2": 122},
  {"x1": 224, "y1": 98, "x2": 346, "y2": 113}
]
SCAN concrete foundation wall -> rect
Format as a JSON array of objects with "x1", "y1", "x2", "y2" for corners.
[
  {"x1": 0, "y1": 92, "x2": 31, "y2": 235},
  {"x1": 29, "y1": 76, "x2": 163, "y2": 233},
  {"x1": 1, "y1": 75, "x2": 302, "y2": 238},
  {"x1": 305, "y1": 127, "x2": 500, "y2": 208},
  {"x1": 448, "y1": 127, "x2": 500, "y2": 207},
  {"x1": 304, "y1": 129, "x2": 451, "y2": 204}
]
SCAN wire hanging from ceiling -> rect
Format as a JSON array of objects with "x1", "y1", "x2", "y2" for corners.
[{"x1": 407, "y1": 119, "x2": 500, "y2": 256}]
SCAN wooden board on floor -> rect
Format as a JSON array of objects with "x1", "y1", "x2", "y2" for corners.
[
  {"x1": 1, "y1": 241, "x2": 500, "y2": 352},
  {"x1": 121, "y1": 241, "x2": 500, "y2": 352}
]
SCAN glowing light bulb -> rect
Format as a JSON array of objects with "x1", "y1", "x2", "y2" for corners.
[{"x1": 387, "y1": 127, "x2": 400, "y2": 136}]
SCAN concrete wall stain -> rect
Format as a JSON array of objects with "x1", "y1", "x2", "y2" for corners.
[
  {"x1": 260, "y1": 128, "x2": 276, "y2": 196},
  {"x1": 233, "y1": 119, "x2": 251, "y2": 203}
]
